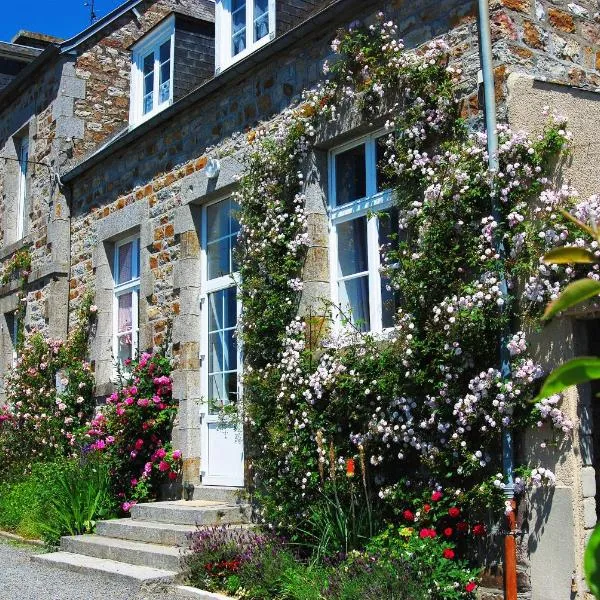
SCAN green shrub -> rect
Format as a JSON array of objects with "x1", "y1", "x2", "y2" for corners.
[
  {"x1": 0, "y1": 457, "x2": 117, "y2": 545},
  {"x1": 37, "y1": 457, "x2": 116, "y2": 546}
]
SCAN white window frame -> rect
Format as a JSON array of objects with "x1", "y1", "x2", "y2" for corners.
[
  {"x1": 129, "y1": 15, "x2": 175, "y2": 127},
  {"x1": 200, "y1": 195, "x2": 242, "y2": 414},
  {"x1": 113, "y1": 235, "x2": 140, "y2": 368},
  {"x1": 16, "y1": 137, "x2": 28, "y2": 241},
  {"x1": 328, "y1": 131, "x2": 397, "y2": 333},
  {"x1": 215, "y1": 0, "x2": 276, "y2": 73}
]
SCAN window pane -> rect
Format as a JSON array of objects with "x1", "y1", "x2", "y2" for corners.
[
  {"x1": 254, "y1": 0, "x2": 269, "y2": 42},
  {"x1": 208, "y1": 289, "x2": 224, "y2": 331},
  {"x1": 207, "y1": 201, "x2": 229, "y2": 243},
  {"x1": 378, "y1": 207, "x2": 400, "y2": 251},
  {"x1": 338, "y1": 276, "x2": 370, "y2": 332},
  {"x1": 118, "y1": 293, "x2": 133, "y2": 333},
  {"x1": 381, "y1": 278, "x2": 399, "y2": 329},
  {"x1": 117, "y1": 334, "x2": 133, "y2": 363},
  {"x1": 232, "y1": 0, "x2": 247, "y2": 56},
  {"x1": 159, "y1": 41, "x2": 171, "y2": 104},
  {"x1": 159, "y1": 40, "x2": 170, "y2": 63},
  {"x1": 143, "y1": 53, "x2": 154, "y2": 115},
  {"x1": 223, "y1": 329, "x2": 237, "y2": 370},
  {"x1": 337, "y1": 217, "x2": 368, "y2": 277},
  {"x1": 376, "y1": 135, "x2": 393, "y2": 192},
  {"x1": 335, "y1": 144, "x2": 366, "y2": 206},
  {"x1": 117, "y1": 242, "x2": 133, "y2": 283},
  {"x1": 224, "y1": 287, "x2": 237, "y2": 329},
  {"x1": 207, "y1": 239, "x2": 230, "y2": 280}
]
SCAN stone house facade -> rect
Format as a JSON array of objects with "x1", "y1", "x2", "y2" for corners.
[{"x1": 1, "y1": 0, "x2": 600, "y2": 597}]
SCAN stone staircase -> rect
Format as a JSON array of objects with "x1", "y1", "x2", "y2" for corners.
[{"x1": 32, "y1": 487, "x2": 251, "y2": 585}]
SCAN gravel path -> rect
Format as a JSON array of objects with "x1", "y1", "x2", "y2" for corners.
[{"x1": 0, "y1": 540, "x2": 181, "y2": 600}]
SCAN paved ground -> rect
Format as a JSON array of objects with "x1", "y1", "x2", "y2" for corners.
[{"x1": 0, "y1": 540, "x2": 181, "y2": 600}]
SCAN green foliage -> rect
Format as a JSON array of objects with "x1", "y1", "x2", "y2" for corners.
[
  {"x1": 543, "y1": 278, "x2": 600, "y2": 319},
  {"x1": 585, "y1": 524, "x2": 600, "y2": 598},
  {"x1": 37, "y1": 457, "x2": 116, "y2": 546},
  {"x1": 366, "y1": 528, "x2": 479, "y2": 600},
  {"x1": 0, "y1": 248, "x2": 31, "y2": 286},
  {"x1": 0, "y1": 458, "x2": 117, "y2": 545},
  {"x1": 533, "y1": 357, "x2": 600, "y2": 402}
]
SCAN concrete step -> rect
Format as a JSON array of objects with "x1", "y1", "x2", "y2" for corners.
[
  {"x1": 31, "y1": 551, "x2": 177, "y2": 585},
  {"x1": 130, "y1": 500, "x2": 251, "y2": 526},
  {"x1": 96, "y1": 518, "x2": 195, "y2": 547},
  {"x1": 60, "y1": 534, "x2": 182, "y2": 571},
  {"x1": 192, "y1": 485, "x2": 245, "y2": 504}
]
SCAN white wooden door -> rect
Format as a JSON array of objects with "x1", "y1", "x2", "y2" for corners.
[{"x1": 200, "y1": 197, "x2": 244, "y2": 487}]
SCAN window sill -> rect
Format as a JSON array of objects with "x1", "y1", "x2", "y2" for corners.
[{"x1": 0, "y1": 235, "x2": 33, "y2": 261}]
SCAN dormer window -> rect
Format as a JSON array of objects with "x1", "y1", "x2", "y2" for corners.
[
  {"x1": 130, "y1": 16, "x2": 175, "y2": 126},
  {"x1": 216, "y1": 0, "x2": 275, "y2": 72}
]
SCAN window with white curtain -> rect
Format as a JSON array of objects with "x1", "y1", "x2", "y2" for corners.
[
  {"x1": 16, "y1": 137, "x2": 28, "y2": 240},
  {"x1": 113, "y1": 236, "x2": 140, "y2": 365},
  {"x1": 329, "y1": 132, "x2": 400, "y2": 332},
  {"x1": 129, "y1": 16, "x2": 174, "y2": 126},
  {"x1": 215, "y1": 0, "x2": 275, "y2": 72}
]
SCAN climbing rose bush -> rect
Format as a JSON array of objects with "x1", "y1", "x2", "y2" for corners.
[
  {"x1": 235, "y1": 13, "x2": 574, "y2": 546},
  {"x1": 0, "y1": 308, "x2": 96, "y2": 478},
  {"x1": 80, "y1": 352, "x2": 181, "y2": 511}
]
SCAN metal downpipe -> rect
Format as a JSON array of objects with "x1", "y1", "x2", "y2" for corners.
[{"x1": 476, "y1": 1, "x2": 518, "y2": 598}]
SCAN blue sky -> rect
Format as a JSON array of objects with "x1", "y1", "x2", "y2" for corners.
[{"x1": 1, "y1": 0, "x2": 124, "y2": 43}]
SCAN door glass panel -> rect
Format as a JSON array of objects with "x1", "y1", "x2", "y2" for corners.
[
  {"x1": 207, "y1": 199, "x2": 239, "y2": 280},
  {"x1": 208, "y1": 332, "x2": 224, "y2": 374},
  {"x1": 207, "y1": 287, "x2": 238, "y2": 414},
  {"x1": 337, "y1": 217, "x2": 368, "y2": 277},
  {"x1": 335, "y1": 144, "x2": 366, "y2": 205},
  {"x1": 338, "y1": 276, "x2": 370, "y2": 331}
]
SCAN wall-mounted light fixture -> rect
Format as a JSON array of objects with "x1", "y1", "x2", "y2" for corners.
[{"x1": 204, "y1": 158, "x2": 220, "y2": 179}]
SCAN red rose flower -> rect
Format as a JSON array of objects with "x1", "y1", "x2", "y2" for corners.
[
  {"x1": 448, "y1": 507, "x2": 461, "y2": 518},
  {"x1": 419, "y1": 528, "x2": 436, "y2": 539},
  {"x1": 423, "y1": 503, "x2": 431, "y2": 513},
  {"x1": 442, "y1": 548, "x2": 455, "y2": 560},
  {"x1": 431, "y1": 491, "x2": 443, "y2": 502},
  {"x1": 168, "y1": 471, "x2": 178, "y2": 480},
  {"x1": 158, "y1": 460, "x2": 170, "y2": 472},
  {"x1": 472, "y1": 523, "x2": 486, "y2": 536},
  {"x1": 443, "y1": 527, "x2": 453, "y2": 537},
  {"x1": 456, "y1": 521, "x2": 469, "y2": 533},
  {"x1": 403, "y1": 509, "x2": 415, "y2": 522},
  {"x1": 465, "y1": 582, "x2": 477, "y2": 593}
]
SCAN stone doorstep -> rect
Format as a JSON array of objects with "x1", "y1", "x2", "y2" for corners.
[
  {"x1": 191, "y1": 485, "x2": 246, "y2": 504},
  {"x1": 130, "y1": 500, "x2": 252, "y2": 526},
  {"x1": 31, "y1": 551, "x2": 177, "y2": 585},
  {"x1": 96, "y1": 518, "x2": 196, "y2": 547},
  {"x1": 61, "y1": 534, "x2": 183, "y2": 571},
  {"x1": 32, "y1": 499, "x2": 253, "y2": 591}
]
